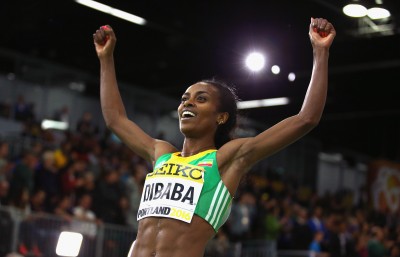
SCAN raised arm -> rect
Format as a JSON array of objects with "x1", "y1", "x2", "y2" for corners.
[
  {"x1": 220, "y1": 18, "x2": 336, "y2": 175},
  {"x1": 93, "y1": 26, "x2": 177, "y2": 162}
]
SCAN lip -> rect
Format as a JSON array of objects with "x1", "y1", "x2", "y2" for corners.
[{"x1": 180, "y1": 109, "x2": 197, "y2": 120}]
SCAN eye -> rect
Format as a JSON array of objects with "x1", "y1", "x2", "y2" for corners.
[
  {"x1": 197, "y1": 95, "x2": 206, "y2": 102},
  {"x1": 181, "y1": 96, "x2": 188, "y2": 102}
]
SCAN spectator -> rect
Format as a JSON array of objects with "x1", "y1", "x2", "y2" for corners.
[
  {"x1": 54, "y1": 141, "x2": 73, "y2": 170},
  {"x1": 355, "y1": 232, "x2": 370, "y2": 257},
  {"x1": 75, "y1": 172, "x2": 96, "y2": 200},
  {"x1": 115, "y1": 195, "x2": 129, "y2": 225},
  {"x1": 8, "y1": 187, "x2": 42, "y2": 257},
  {"x1": 291, "y1": 205, "x2": 313, "y2": 250},
  {"x1": 0, "y1": 100, "x2": 11, "y2": 118},
  {"x1": 52, "y1": 105, "x2": 70, "y2": 124},
  {"x1": 389, "y1": 243, "x2": 399, "y2": 257},
  {"x1": 263, "y1": 199, "x2": 285, "y2": 257},
  {"x1": 76, "y1": 112, "x2": 98, "y2": 137},
  {"x1": 327, "y1": 218, "x2": 356, "y2": 257},
  {"x1": 72, "y1": 193, "x2": 99, "y2": 236},
  {"x1": 0, "y1": 141, "x2": 13, "y2": 182},
  {"x1": 60, "y1": 160, "x2": 87, "y2": 196},
  {"x1": 72, "y1": 193, "x2": 99, "y2": 257},
  {"x1": 9, "y1": 151, "x2": 38, "y2": 199},
  {"x1": 30, "y1": 189, "x2": 46, "y2": 213},
  {"x1": 368, "y1": 226, "x2": 388, "y2": 257},
  {"x1": 34, "y1": 150, "x2": 60, "y2": 211},
  {"x1": 308, "y1": 206, "x2": 327, "y2": 236},
  {"x1": 0, "y1": 180, "x2": 9, "y2": 206},
  {"x1": 13, "y1": 95, "x2": 31, "y2": 122},
  {"x1": 53, "y1": 195, "x2": 73, "y2": 222},
  {"x1": 309, "y1": 230, "x2": 327, "y2": 257},
  {"x1": 93, "y1": 169, "x2": 125, "y2": 223},
  {"x1": 227, "y1": 191, "x2": 257, "y2": 256},
  {"x1": 87, "y1": 142, "x2": 103, "y2": 179},
  {"x1": 8, "y1": 187, "x2": 31, "y2": 219},
  {"x1": 125, "y1": 162, "x2": 147, "y2": 231},
  {"x1": 205, "y1": 229, "x2": 231, "y2": 257}
]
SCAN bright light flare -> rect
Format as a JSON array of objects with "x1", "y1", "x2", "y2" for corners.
[
  {"x1": 74, "y1": 0, "x2": 147, "y2": 25},
  {"x1": 56, "y1": 232, "x2": 83, "y2": 257},
  {"x1": 237, "y1": 97, "x2": 289, "y2": 109},
  {"x1": 288, "y1": 72, "x2": 296, "y2": 82},
  {"x1": 245, "y1": 52, "x2": 265, "y2": 72},
  {"x1": 367, "y1": 7, "x2": 391, "y2": 19},
  {"x1": 343, "y1": 4, "x2": 367, "y2": 17},
  {"x1": 271, "y1": 65, "x2": 280, "y2": 74},
  {"x1": 41, "y1": 119, "x2": 69, "y2": 130}
]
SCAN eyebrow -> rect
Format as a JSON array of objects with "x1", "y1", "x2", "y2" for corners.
[{"x1": 182, "y1": 91, "x2": 211, "y2": 96}]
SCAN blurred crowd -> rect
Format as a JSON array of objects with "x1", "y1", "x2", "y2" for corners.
[{"x1": 0, "y1": 96, "x2": 399, "y2": 257}]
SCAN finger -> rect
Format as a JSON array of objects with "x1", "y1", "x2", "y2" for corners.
[
  {"x1": 312, "y1": 18, "x2": 332, "y2": 38},
  {"x1": 93, "y1": 29, "x2": 105, "y2": 45},
  {"x1": 318, "y1": 19, "x2": 328, "y2": 31},
  {"x1": 100, "y1": 26, "x2": 109, "y2": 41},
  {"x1": 310, "y1": 17, "x2": 317, "y2": 32},
  {"x1": 326, "y1": 23, "x2": 337, "y2": 38},
  {"x1": 101, "y1": 25, "x2": 115, "y2": 38}
]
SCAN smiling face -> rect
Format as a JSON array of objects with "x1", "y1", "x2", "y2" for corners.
[{"x1": 178, "y1": 82, "x2": 226, "y2": 139}]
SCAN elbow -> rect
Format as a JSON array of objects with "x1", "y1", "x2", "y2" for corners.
[
  {"x1": 104, "y1": 119, "x2": 114, "y2": 130},
  {"x1": 305, "y1": 117, "x2": 320, "y2": 128},
  {"x1": 298, "y1": 115, "x2": 320, "y2": 131},
  {"x1": 104, "y1": 117, "x2": 119, "y2": 131},
  {"x1": 102, "y1": 109, "x2": 124, "y2": 129}
]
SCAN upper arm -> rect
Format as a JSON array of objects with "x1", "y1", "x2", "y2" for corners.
[
  {"x1": 108, "y1": 116, "x2": 178, "y2": 163},
  {"x1": 221, "y1": 114, "x2": 316, "y2": 175}
]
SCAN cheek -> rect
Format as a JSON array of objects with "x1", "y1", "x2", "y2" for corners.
[{"x1": 176, "y1": 106, "x2": 182, "y2": 117}]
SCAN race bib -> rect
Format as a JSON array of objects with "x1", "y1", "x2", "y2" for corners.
[{"x1": 137, "y1": 162, "x2": 204, "y2": 223}]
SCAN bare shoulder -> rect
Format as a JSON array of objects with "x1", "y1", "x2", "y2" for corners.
[
  {"x1": 154, "y1": 139, "x2": 179, "y2": 161},
  {"x1": 216, "y1": 138, "x2": 249, "y2": 171}
]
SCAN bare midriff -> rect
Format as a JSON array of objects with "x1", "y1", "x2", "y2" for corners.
[{"x1": 130, "y1": 216, "x2": 215, "y2": 257}]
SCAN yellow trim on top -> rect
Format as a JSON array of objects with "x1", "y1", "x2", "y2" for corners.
[{"x1": 171, "y1": 149, "x2": 217, "y2": 163}]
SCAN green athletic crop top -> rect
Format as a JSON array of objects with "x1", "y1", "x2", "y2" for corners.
[{"x1": 136, "y1": 149, "x2": 232, "y2": 232}]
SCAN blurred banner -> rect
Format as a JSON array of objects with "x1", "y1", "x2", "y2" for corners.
[{"x1": 368, "y1": 160, "x2": 400, "y2": 214}]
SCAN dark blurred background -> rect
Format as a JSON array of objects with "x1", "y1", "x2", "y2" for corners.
[{"x1": 1, "y1": 0, "x2": 400, "y2": 159}]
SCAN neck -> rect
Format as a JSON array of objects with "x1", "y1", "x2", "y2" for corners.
[{"x1": 181, "y1": 139, "x2": 216, "y2": 157}]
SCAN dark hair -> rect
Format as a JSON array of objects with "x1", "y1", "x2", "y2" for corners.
[{"x1": 200, "y1": 79, "x2": 239, "y2": 148}]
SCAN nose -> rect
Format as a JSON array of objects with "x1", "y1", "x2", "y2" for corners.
[{"x1": 183, "y1": 99, "x2": 194, "y2": 107}]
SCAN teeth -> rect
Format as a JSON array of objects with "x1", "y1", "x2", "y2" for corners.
[{"x1": 182, "y1": 111, "x2": 196, "y2": 118}]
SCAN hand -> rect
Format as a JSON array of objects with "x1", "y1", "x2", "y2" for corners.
[
  {"x1": 93, "y1": 25, "x2": 116, "y2": 59},
  {"x1": 309, "y1": 18, "x2": 336, "y2": 50}
]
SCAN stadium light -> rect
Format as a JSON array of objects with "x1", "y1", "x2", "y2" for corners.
[
  {"x1": 74, "y1": 0, "x2": 147, "y2": 25},
  {"x1": 343, "y1": 4, "x2": 367, "y2": 17},
  {"x1": 367, "y1": 7, "x2": 391, "y2": 20},
  {"x1": 237, "y1": 97, "x2": 289, "y2": 109},
  {"x1": 56, "y1": 232, "x2": 83, "y2": 257},
  {"x1": 41, "y1": 119, "x2": 69, "y2": 130},
  {"x1": 271, "y1": 65, "x2": 280, "y2": 75},
  {"x1": 288, "y1": 72, "x2": 296, "y2": 82},
  {"x1": 245, "y1": 52, "x2": 266, "y2": 72}
]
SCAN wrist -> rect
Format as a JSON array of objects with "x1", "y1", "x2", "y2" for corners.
[
  {"x1": 313, "y1": 47, "x2": 329, "y2": 57},
  {"x1": 99, "y1": 55, "x2": 114, "y2": 64},
  {"x1": 313, "y1": 48, "x2": 329, "y2": 63}
]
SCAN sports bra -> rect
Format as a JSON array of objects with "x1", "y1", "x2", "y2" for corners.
[{"x1": 137, "y1": 150, "x2": 232, "y2": 232}]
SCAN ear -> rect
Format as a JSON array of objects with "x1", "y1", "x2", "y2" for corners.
[{"x1": 216, "y1": 112, "x2": 229, "y2": 125}]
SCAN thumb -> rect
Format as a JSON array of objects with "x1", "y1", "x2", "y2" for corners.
[{"x1": 309, "y1": 17, "x2": 315, "y2": 33}]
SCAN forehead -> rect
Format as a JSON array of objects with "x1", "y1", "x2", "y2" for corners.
[{"x1": 184, "y1": 82, "x2": 218, "y2": 95}]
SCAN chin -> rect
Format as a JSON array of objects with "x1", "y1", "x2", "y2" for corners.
[{"x1": 179, "y1": 123, "x2": 197, "y2": 137}]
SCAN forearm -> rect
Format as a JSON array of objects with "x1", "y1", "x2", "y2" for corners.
[
  {"x1": 298, "y1": 48, "x2": 329, "y2": 125},
  {"x1": 99, "y1": 56, "x2": 127, "y2": 127}
]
